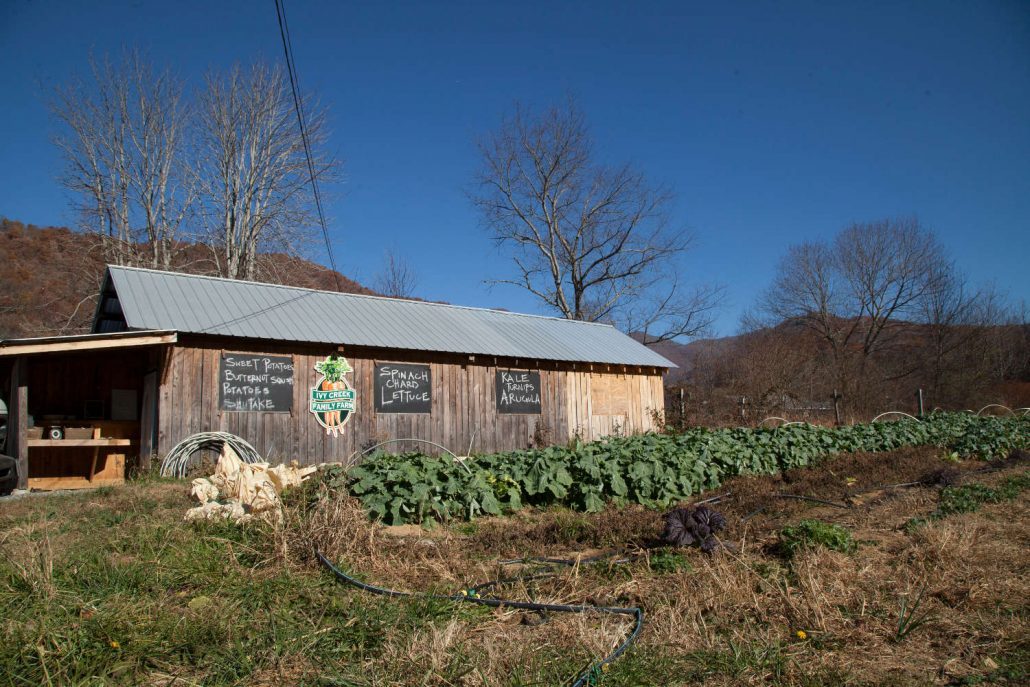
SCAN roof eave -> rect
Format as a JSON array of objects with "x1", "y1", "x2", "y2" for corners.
[{"x1": 0, "y1": 330, "x2": 178, "y2": 356}]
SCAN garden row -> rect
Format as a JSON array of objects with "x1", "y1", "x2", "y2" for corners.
[{"x1": 321, "y1": 413, "x2": 1029, "y2": 525}]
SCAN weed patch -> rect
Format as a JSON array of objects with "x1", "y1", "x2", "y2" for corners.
[
  {"x1": 647, "y1": 549, "x2": 692, "y2": 574},
  {"x1": 776, "y1": 519, "x2": 857, "y2": 558},
  {"x1": 906, "y1": 471, "x2": 1030, "y2": 529},
  {"x1": 893, "y1": 586, "x2": 936, "y2": 642}
]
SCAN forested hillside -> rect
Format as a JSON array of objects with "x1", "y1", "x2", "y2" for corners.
[
  {"x1": 0, "y1": 219, "x2": 375, "y2": 339},
  {"x1": 656, "y1": 318, "x2": 1029, "y2": 425}
]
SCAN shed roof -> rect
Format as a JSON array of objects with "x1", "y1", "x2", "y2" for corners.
[{"x1": 95, "y1": 266, "x2": 676, "y2": 368}]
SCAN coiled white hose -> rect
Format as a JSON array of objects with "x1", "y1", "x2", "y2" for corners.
[{"x1": 159, "y1": 431, "x2": 263, "y2": 478}]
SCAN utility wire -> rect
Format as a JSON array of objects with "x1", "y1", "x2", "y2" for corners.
[{"x1": 274, "y1": 0, "x2": 343, "y2": 292}]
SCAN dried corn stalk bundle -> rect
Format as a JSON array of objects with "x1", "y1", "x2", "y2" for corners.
[{"x1": 185, "y1": 444, "x2": 319, "y2": 523}]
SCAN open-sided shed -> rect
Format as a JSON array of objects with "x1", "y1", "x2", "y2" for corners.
[{"x1": 1, "y1": 266, "x2": 674, "y2": 489}]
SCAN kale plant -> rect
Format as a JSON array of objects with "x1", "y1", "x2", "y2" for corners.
[{"x1": 661, "y1": 505, "x2": 727, "y2": 553}]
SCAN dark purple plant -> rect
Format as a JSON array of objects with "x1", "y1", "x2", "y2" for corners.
[{"x1": 662, "y1": 505, "x2": 727, "y2": 553}]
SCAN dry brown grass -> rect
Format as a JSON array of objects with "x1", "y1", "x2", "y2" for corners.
[
  {"x1": 268, "y1": 449, "x2": 1029, "y2": 685},
  {"x1": 2, "y1": 452, "x2": 1025, "y2": 686}
]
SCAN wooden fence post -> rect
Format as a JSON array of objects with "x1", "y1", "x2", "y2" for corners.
[{"x1": 9, "y1": 356, "x2": 28, "y2": 489}]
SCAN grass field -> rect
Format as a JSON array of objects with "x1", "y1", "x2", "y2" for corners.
[{"x1": 1, "y1": 446, "x2": 1028, "y2": 686}]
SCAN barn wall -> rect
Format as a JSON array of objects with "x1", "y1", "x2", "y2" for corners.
[{"x1": 158, "y1": 335, "x2": 665, "y2": 463}]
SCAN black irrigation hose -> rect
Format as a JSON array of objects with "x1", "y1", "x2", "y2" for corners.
[
  {"x1": 742, "y1": 493, "x2": 850, "y2": 522},
  {"x1": 499, "y1": 549, "x2": 633, "y2": 567},
  {"x1": 742, "y1": 472, "x2": 985, "y2": 522},
  {"x1": 772, "y1": 493, "x2": 852, "y2": 509},
  {"x1": 315, "y1": 549, "x2": 644, "y2": 687},
  {"x1": 695, "y1": 491, "x2": 733, "y2": 505},
  {"x1": 741, "y1": 505, "x2": 769, "y2": 522},
  {"x1": 470, "y1": 571, "x2": 559, "y2": 595}
]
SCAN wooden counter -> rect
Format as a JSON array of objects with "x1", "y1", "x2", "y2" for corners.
[
  {"x1": 26, "y1": 424, "x2": 136, "y2": 491},
  {"x1": 28, "y1": 438, "x2": 132, "y2": 448}
]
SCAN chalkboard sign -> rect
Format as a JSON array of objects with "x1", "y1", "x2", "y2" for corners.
[
  {"x1": 219, "y1": 353, "x2": 294, "y2": 412},
  {"x1": 374, "y1": 363, "x2": 431, "y2": 413},
  {"x1": 496, "y1": 370, "x2": 542, "y2": 414}
]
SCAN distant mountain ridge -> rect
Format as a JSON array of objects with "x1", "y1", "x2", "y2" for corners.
[{"x1": 641, "y1": 335, "x2": 735, "y2": 379}]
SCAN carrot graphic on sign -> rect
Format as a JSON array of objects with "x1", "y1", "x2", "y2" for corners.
[{"x1": 311, "y1": 355, "x2": 356, "y2": 437}]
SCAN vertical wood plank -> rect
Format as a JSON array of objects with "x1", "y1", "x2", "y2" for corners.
[{"x1": 9, "y1": 357, "x2": 28, "y2": 489}]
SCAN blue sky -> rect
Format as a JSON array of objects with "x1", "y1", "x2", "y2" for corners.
[{"x1": 1, "y1": 0, "x2": 1028, "y2": 336}]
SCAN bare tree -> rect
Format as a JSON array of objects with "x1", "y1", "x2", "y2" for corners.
[
  {"x1": 471, "y1": 100, "x2": 720, "y2": 342},
  {"x1": 913, "y1": 262, "x2": 990, "y2": 405},
  {"x1": 759, "y1": 218, "x2": 947, "y2": 413},
  {"x1": 374, "y1": 249, "x2": 418, "y2": 298},
  {"x1": 835, "y1": 219, "x2": 947, "y2": 360},
  {"x1": 196, "y1": 64, "x2": 335, "y2": 281},
  {"x1": 735, "y1": 325, "x2": 829, "y2": 417},
  {"x1": 51, "y1": 51, "x2": 195, "y2": 268}
]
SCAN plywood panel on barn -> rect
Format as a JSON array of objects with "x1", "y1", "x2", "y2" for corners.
[{"x1": 591, "y1": 373, "x2": 630, "y2": 416}]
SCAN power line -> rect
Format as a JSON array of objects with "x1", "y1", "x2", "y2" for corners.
[{"x1": 274, "y1": 0, "x2": 343, "y2": 292}]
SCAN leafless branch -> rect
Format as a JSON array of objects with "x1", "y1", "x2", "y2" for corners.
[
  {"x1": 194, "y1": 63, "x2": 337, "y2": 281},
  {"x1": 50, "y1": 50, "x2": 195, "y2": 269},
  {"x1": 471, "y1": 98, "x2": 720, "y2": 342},
  {"x1": 373, "y1": 249, "x2": 419, "y2": 298}
]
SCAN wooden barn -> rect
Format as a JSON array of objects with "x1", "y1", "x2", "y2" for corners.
[{"x1": 1, "y1": 266, "x2": 674, "y2": 490}]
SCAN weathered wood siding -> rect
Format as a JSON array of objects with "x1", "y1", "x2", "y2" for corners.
[{"x1": 158, "y1": 335, "x2": 665, "y2": 463}]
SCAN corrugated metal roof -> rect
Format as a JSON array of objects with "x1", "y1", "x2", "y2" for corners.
[{"x1": 100, "y1": 266, "x2": 676, "y2": 368}]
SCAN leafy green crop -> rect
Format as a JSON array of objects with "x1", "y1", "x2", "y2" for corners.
[{"x1": 334, "y1": 413, "x2": 1028, "y2": 525}]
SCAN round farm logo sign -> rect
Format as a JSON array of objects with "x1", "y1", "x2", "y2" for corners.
[{"x1": 310, "y1": 355, "x2": 357, "y2": 436}]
